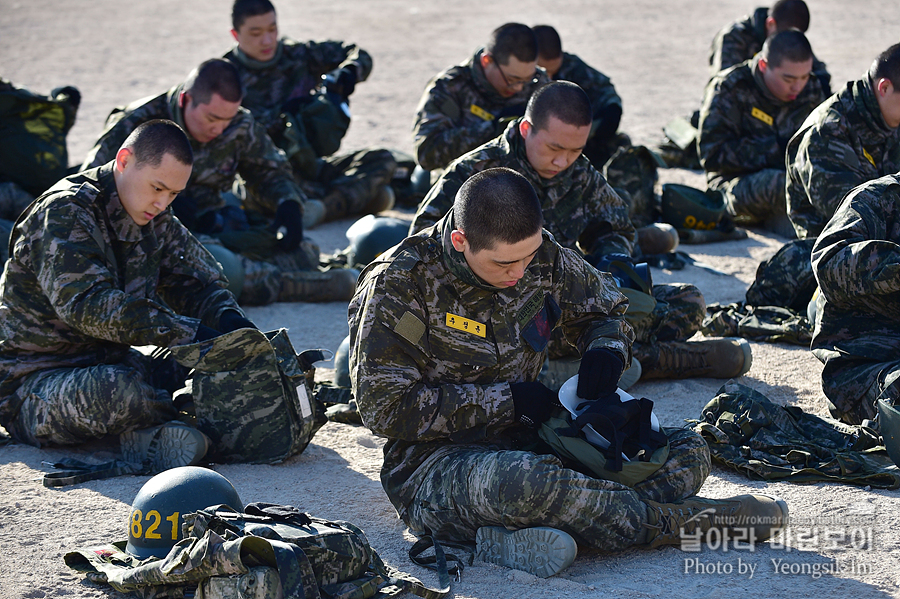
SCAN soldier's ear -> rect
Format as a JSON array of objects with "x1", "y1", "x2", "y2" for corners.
[
  {"x1": 231, "y1": 29, "x2": 240, "y2": 42},
  {"x1": 480, "y1": 53, "x2": 493, "y2": 69},
  {"x1": 115, "y1": 147, "x2": 134, "y2": 173},
  {"x1": 876, "y1": 78, "x2": 893, "y2": 98},
  {"x1": 450, "y1": 230, "x2": 468, "y2": 252},
  {"x1": 519, "y1": 120, "x2": 532, "y2": 138},
  {"x1": 758, "y1": 57, "x2": 769, "y2": 74}
]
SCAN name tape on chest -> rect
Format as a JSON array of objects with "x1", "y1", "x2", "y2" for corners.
[
  {"x1": 446, "y1": 312, "x2": 486, "y2": 337},
  {"x1": 469, "y1": 104, "x2": 495, "y2": 122},
  {"x1": 863, "y1": 147, "x2": 876, "y2": 167},
  {"x1": 751, "y1": 107, "x2": 774, "y2": 126}
]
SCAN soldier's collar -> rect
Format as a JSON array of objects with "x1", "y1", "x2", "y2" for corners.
[
  {"x1": 855, "y1": 77, "x2": 894, "y2": 135},
  {"x1": 230, "y1": 40, "x2": 284, "y2": 69}
]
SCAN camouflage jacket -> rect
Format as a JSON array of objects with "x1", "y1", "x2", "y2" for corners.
[
  {"x1": 811, "y1": 174, "x2": 900, "y2": 370},
  {"x1": 223, "y1": 37, "x2": 373, "y2": 135},
  {"x1": 698, "y1": 56, "x2": 825, "y2": 188},
  {"x1": 708, "y1": 6, "x2": 831, "y2": 94},
  {"x1": 553, "y1": 52, "x2": 621, "y2": 130},
  {"x1": 348, "y1": 211, "x2": 633, "y2": 516},
  {"x1": 787, "y1": 77, "x2": 900, "y2": 239},
  {"x1": 81, "y1": 85, "x2": 304, "y2": 218},
  {"x1": 409, "y1": 120, "x2": 634, "y2": 258},
  {"x1": 412, "y1": 48, "x2": 550, "y2": 171},
  {"x1": 0, "y1": 163, "x2": 240, "y2": 423}
]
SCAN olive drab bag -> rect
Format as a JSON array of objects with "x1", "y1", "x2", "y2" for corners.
[
  {"x1": 64, "y1": 503, "x2": 451, "y2": 599},
  {"x1": 690, "y1": 381, "x2": 900, "y2": 489},
  {"x1": 169, "y1": 328, "x2": 328, "y2": 464}
]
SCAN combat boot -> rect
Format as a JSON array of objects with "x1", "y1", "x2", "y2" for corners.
[
  {"x1": 476, "y1": 526, "x2": 577, "y2": 578},
  {"x1": 278, "y1": 268, "x2": 360, "y2": 303},
  {"x1": 120, "y1": 421, "x2": 210, "y2": 472},
  {"x1": 636, "y1": 223, "x2": 680, "y2": 256},
  {"x1": 636, "y1": 337, "x2": 751, "y2": 380},
  {"x1": 640, "y1": 494, "x2": 788, "y2": 548}
]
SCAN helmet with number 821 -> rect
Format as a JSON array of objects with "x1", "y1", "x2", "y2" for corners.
[{"x1": 125, "y1": 466, "x2": 243, "y2": 559}]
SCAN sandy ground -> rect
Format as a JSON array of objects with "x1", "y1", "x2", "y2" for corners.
[{"x1": 2, "y1": 0, "x2": 900, "y2": 597}]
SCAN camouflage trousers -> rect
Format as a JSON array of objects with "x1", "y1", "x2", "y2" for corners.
[
  {"x1": 819, "y1": 355, "x2": 900, "y2": 425},
  {"x1": 632, "y1": 283, "x2": 706, "y2": 344},
  {"x1": 403, "y1": 427, "x2": 710, "y2": 550},
  {"x1": 299, "y1": 148, "x2": 398, "y2": 221},
  {"x1": 713, "y1": 169, "x2": 786, "y2": 225},
  {"x1": 8, "y1": 348, "x2": 186, "y2": 446},
  {"x1": 237, "y1": 239, "x2": 321, "y2": 306}
]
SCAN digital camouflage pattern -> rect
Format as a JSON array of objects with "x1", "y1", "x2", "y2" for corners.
[
  {"x1": 0, "y1": 181, "x2": 36, "y2": 263},
  {"x1": 223, "y1": 37, "x2": 372, "y2": 135},
  {"x1": 812, "y1": 174, "x2": 900, "y2": 423},
  {"x1": 787, "y1": 77, "x2": 900, "y2": 239},
  {"x1": 225, "y1": 39, "x2": 396, "y2": 220},
  {"x1": 0, "y1": 163, "x2": 241, "y2": 444},
  {"x1": 404, "y1": 427, "x2": 709, "y2": 549},
  {"x1": 412, "y1": 49, "x2": 550, "y2": 171},
  {"x1": 408, "y1": 124, "x2": 703, "y2": 349},
  {"x1": 350, "y1": 211, "x2": 711, "y2": 545},
  {"x1": 708, "y1": 6, "x2": 831, "y2": 94},
  {"x1": 408, "y1": 120, "x2": 635, "y2": 259},
  {"x1": 169, "y1": 328, "x2": 326, "y2": 464},
  {"x1": 65, "y1": 506, "x2": 444, "y2": 599},
  {"x1": 691, "y1": 380, "x2": 900, "y2": 489},
  {"x1": 82, "y1": 84, "x2": 305, "y2": 218},
  {"x1": 81, "y1": 85, "x2": 319, "y2": 306},
  {"x1": 698, "y1": 56, "x2": 825, "y2": 222},
  {"x1": 0, "y1": 78, "x2": 78, "y2": 197},
  {"x1": 744, "y1": 237, "x2": 817, "y2": 310}
]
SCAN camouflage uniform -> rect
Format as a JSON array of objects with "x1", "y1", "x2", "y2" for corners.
[
  {"x1": 0, "y1": 163, "x2": 242, "y2": 446},
  {"x1": 349, "y1": 212, "x2": 711, "y2": 548},
  {"x1": 698, "y1": 56, "x2": 824, "y2": 224},
  {"x1": 746, "y1": 78, "x2": 900, "y2": 310},
  {"x1": 788, "y1": 77, "x2": 900, "y2": 240},
  {"x1": 551, "y1": 52, "x2": 626, "y2": 167},
  {"x1": 409, "y1": 122, "x2": 705, "y2": 351},
  {"x1": 82, "y1": 85, "x2": 317, "y2": 305},
  {"x1": 709, "y1": 6, "x2": 831, "y2": 94},
  {"x1": 412, "y1": 48, "x2": 550, "y2": 172},
  {"x1": 224, "y1": 39, "x2": 397, "y2": 220},
  {"x1": 812, "y1": 174, "x2": 900, "y2": 424}
]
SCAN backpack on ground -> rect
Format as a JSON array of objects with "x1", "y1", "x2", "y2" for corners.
[{"x1": 64, "y1": 503, "x2": 450, "y2": 599}]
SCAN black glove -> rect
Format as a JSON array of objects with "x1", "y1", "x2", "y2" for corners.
[
  {"x1": 272, "y1": 200, "x2": 304, "y2": 252},
  {"x1": 592, "y1": 104, "x2": 622, "y2": 141},
  {"x1": 193, "y1": 324, "x2": 221, "y2": 343},
  {"x1": 218, "y1": 309, "x2": 257, "y2": 333},
  {"x1": 324, "y1": 64, "x2": 358, "y2": 99},
  {"x1": 577, "y1": 348, "x2": 625, "y2": 401},
  {"x1": 510, "y1": 381, "x2": 559, "y2": 428}
]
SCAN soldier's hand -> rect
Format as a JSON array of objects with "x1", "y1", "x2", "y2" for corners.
[
  {"x1": 577, "y1": 348, "x2": 624, "y2": 401},
  {"x1": 272, "y1": 200, "x2": 304, "y2": 252},
  {"x1": 510, "y1": 381, "x2": 559, "y2": 428},
  {"x1": 218, "y1": 309, "x2": 257, "y2": 333}
]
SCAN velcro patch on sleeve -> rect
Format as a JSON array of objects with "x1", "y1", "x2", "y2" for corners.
[{"x1": 395, "y1": 311, "x2": 426, "y2": 346}]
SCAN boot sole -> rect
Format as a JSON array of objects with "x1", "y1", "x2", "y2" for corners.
[
  {"x1": 476, "y1": 526, "x2": 577, "y2": 578},
  {"x1": 619, "y1": 357, "x2": 642, "y2": 390},
  {"x1": 121, "y1": 423, "x2": 209, "y2": 471}
]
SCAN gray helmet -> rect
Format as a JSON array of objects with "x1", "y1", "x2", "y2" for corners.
[
  {"x1": 333, "y1": 334, "x2": 351, "y2": 388},
  {"x1": 125, "y1": 466, "x2": 243, "y2": 560},
  {"x1": 345, "y1": 215, "x2": 410, "y2": 268},
  {"x1": 661, "y1": 183, "x2": 726, "y2": 230},
  {"x1": 878, "y1": 398, "x2": 900, "y2": 467}
]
